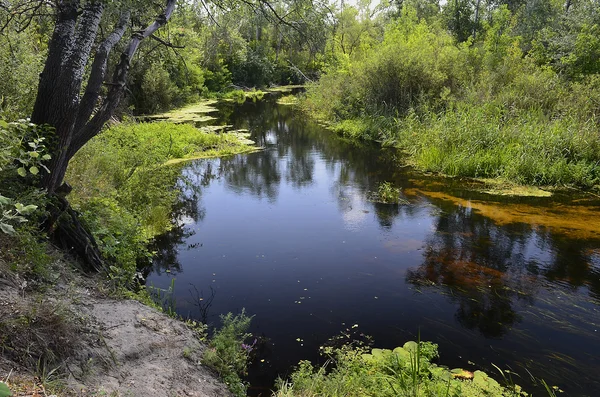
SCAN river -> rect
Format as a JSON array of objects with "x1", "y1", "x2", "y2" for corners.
[{"x1": 146, "y1": 97, "x2": 600, "y2": 396}]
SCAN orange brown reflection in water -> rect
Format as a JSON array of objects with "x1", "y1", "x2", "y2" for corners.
[{"x1": 404, "y1": 188, "x2": 600, "y2": 240}]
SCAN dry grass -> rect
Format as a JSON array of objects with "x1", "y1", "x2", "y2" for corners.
[{"x1": 0, "y1": 298, "x2": 82, "y2": 371}]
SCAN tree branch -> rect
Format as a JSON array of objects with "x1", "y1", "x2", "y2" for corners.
[
  {"x1": 150, "y1": 33, "x2": 185, "y2": 48},
  {"x1": 73, "y1": 10, "x2": 130, "y2": 136},
  {"x1": 70, "y1": 0, "x2": 177, "y2": 161}
]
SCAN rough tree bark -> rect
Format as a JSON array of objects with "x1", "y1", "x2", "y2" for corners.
[
  {"x1": 32, "y1": 0, "x2": 176, "y2": 194},
  {"x1": 29, "y1": 0, "x2": 177, "y2": 271}
]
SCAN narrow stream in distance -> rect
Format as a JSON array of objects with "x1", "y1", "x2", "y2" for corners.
[{"x1": 146, "y1": 98, "x2": 600, "y2": 396}]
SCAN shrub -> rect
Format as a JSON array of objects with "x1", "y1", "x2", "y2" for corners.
[{"x1": 203, "y1": 310, "x2": 254, "y2": 397}]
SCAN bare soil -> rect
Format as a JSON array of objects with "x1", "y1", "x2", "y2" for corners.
[{"x1": 0, "y1": 262, "x2": 231, "y2": 397}]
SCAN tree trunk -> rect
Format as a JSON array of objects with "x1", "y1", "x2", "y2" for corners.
[
  {"x1": 28, "y1": 0, "x2": 177, "y2": 271},
  {"x1": 32, "y1": 0, "x2": 104, "y2": 193},
  {"x1": 472, "y1": 0, "x2": 481, "y2": 41}
]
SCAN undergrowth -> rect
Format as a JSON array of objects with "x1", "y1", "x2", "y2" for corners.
[
  {"x1": 202, "y1": 310, "x2": 254, "y2": 397},
  {"x1": 275, "y1": 341, "x2": 533, "y2": 397}
]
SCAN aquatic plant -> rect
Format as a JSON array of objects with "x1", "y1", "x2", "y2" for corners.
[
  {"x1": 275, "y1": 341, "x2": 530, "y2": 397},
  {"x1": 276, "y1": 95, "x2": 299, "y2": 106},
  {"x1": 369, "y1": 182, "x2": 408, "y2": 205}
]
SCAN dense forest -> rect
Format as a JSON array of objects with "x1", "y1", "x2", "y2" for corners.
[{"x1": 0, "y1": 0, "x2": 599, "y2": 396}]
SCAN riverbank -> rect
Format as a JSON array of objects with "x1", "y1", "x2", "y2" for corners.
[
  {"x1": 0, "y1": 106, "x2": 260, "y2": 396},
  {"x1": 0, "y1": 236, "x2": 231, "y2": 396},
  {"x1": 299, "y1": 12, "x2": 600, "y2": 191}
]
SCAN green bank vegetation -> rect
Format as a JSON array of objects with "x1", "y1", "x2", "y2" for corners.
[
  {"x1": 303, "y1": 3, "x2": 600, "y2": 190},
  {"x1": 66, "y1": 121, "x2": 256, "y2": 288},
  {"x1": 203, "y1": 310, "x2": 255, "y2": 397},
  {"x1": 276, "y1": 341, "x2": 558, "y2": 397}
]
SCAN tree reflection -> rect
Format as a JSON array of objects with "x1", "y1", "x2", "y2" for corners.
[
  {"x1": 406, "y1": 194, "x2": 600, "y2": 337},
  {"x1": 147, "y1": 161, "x2": 217, "y2": 275}
]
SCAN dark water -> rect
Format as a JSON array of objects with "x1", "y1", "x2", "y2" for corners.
[{"x1": 147, "y1": 98, "x2": 600, "y2": 396}]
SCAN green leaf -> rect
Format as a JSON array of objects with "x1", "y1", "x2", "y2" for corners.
[
  {"x1": 0, "y1": 195, "x2": 10, "y2": 206},
  {"x1": 17, "y1": 167, "x2": 27, "y2": 177},
  {"x1": 28, "y1": 151, "x2": 40, "y2": 158},
  {"x1": 0, "y1": 120, "x2": 8, "y2": 129},
  {"x1": 0, "y1": 223, "x2": 16, "y2": 235},
  {"x1": 15, "y1": 203, "x2": 37, "y2": 215},
  {"x1": 0, "y1": 381, "x2": 11, "y2": 397},
  {"x1": 29, "y1": 166, "x2": 39, "y2": 175},
  {"x1": 41, "y1": 154, "x2": 51, "y2": 160}
]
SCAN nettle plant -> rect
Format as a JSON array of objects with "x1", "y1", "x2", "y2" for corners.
[{"x1": 0, "y1": 119, "x2": 51, "y2": 234}]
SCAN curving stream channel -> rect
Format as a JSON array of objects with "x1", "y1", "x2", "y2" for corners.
[{"x1": 146, "y1": 97, "x2": 600, "y2": 396}]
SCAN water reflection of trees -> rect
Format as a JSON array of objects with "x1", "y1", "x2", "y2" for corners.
[
  {"x1": 406, "y1": 198, "x2": 600, "y2": 337},
  {"x1": 154, "y1": 98, "x2": 600, "y2": 333},
  {"x1": 147, "y1": 161, "x2": 217, "y2": 275}
]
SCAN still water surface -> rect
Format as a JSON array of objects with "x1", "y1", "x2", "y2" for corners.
[{"x1": 147, "y1": 98, "x2": 600, "y2": 396}]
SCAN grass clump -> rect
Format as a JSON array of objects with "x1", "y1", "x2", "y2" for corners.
[
  {"x1": 0, "y1": 299, "x2": 82, "y2": 376},
  {"x1": 369, "y1": 182, "x2": 408, "y2": 204},
  {"x1": 275, "y1": 341, "x2": 529, "y2": 397},
  {"x1": 202, "y1": 310, "x2": 254, "y2": 397}
]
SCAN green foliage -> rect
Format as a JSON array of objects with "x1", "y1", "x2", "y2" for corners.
[
  {"x1": 304, "y1": 13, "x2": 471, "y2": 121},
  {"x1": 202, "y1": 310, "x2": 253, "y2": 397},
  {"x1": 302, "y1": 4, "x2": 600, "y2": 189},
  {"x1": 67, "y1": 121, "x2": 254, "y2": 287},
  {"x1": 0, "y1": 119, "x2": 51, "y2": 234},
  {"x1": 369, "y1": 182, "x2": 407, "y2": 205},
  {"x1": 0, "y1": 194, "x2": 37, "y2": 235},
  {"x1": 0, "y1": 25, "x2": 46, "y2": 119},
  {"x1": 276, "y1": 341, "x2": 529, "y2": 397}
]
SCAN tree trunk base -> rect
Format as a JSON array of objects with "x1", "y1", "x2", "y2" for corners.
[{"x1": 44, "y1": 195, "x2": 104, "y2": 273}]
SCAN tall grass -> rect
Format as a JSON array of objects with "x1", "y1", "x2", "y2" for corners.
[{"x1": 301, "y1": 8, "x2": 600, "y2": 189}]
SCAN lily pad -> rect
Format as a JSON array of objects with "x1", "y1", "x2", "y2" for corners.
[{"x1": 403, "y1": 341, "x2": 418, "y2": 353}]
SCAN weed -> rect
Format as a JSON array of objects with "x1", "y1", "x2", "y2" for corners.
[
  {"x1": 369, "y1": 182, "x2": 408, "y2": 205},
  {"x1": 0, "y1": 299, "x2": 81, "y2": 374},
  {"x1": 202, "y1": 310, "x2": 253, "y2": 397},
  {"x1": 275, "y1": 340, "x2": 534, "y2": 397}
]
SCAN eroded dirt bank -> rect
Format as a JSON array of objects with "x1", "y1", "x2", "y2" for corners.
[{"x1": 0, "y1": 263, "x2": 231, "y2": 397}]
